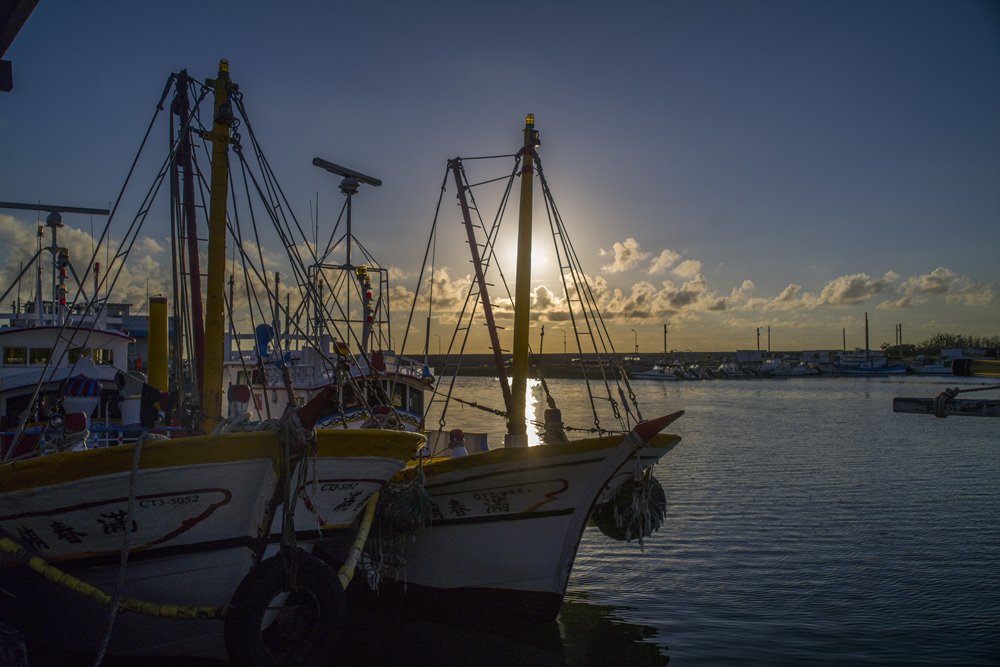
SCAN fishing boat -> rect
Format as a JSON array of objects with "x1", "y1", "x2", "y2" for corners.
[
  {"x1": 758, "y1": 359, "x2": 820, "y2": 377},
  {"x1": 361, "y1": 115, "x2": 683, "y2": 621},
  {"x1": 0, "y1": 204, "x2": 150, "y2": 459},
  {"x1": 0, "y1": 61, "x2": 423, "y2": 662},
  {"x1": 834, "y1": 313, "x2": 908, "y2": 375},
  {"x1": 631, "y1": 362, "x2": 683, "y2": 380},
  {"x1": 907, "y1": 357, "x2": 955, "y2": 375},
  {"x1": 834, "y1": 351, "x2": 907, "y2": 375},
  {"x1": 221, "y1": 158, "x2": 433, "y2": 433}
]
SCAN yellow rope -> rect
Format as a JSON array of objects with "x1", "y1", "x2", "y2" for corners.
[
  {"x1": 337, "y1": 491, "x2": 380, "y2": 589},
  {"x1": 0, "y1": 536, "x2": 227, "y2": 619}
]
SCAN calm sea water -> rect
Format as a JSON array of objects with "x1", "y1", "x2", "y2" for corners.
[{"x1": 428, "y1": 374, "x2": 1000, "y2": 665}]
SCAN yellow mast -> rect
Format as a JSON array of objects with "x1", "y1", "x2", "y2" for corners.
[
  {"x1": 505, "y1": 114, "x2": 541, "y2": 448},
  {"x1": 147, "y1": 296, "x2": 169, "y2": 392},
  {"x1": 201, "y1": 60, "x2": 234, "y2": 433}
]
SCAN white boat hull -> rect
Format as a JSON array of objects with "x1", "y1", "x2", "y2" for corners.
[
  {"x1": 0, "y1": 429, "x2": 422, "y2": 658},
  {"x1": 376, "y1": 429, "x2": 679, "y2": 619}
]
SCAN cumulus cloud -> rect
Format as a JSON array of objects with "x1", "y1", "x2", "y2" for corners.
[
  {"x1": 673, "y1": 259, "x2": 702, "y2": 278},
  {"x1": 0, "y1": 214, "x2": 172, "y2": 309},
  {"x1": 816, "y1": 272, "x2": 899, "y2": 306},
  {"x1": 647, "y1": 248, "x2": 680, "y2": 275},
  {"x1": 137, "y1": 237, "x2": 166, "y2": 255},
  {"x1": 774, "y1": 283, "x2": 801, "y2": 304},
  {"x1": 600, "y1": 237, "x2": 650, "y2": 273},
  {"x1": 532, "y1": 285, "x2": 560, "y2": 311},
  {"x1": 889, "y1": 267, "x2": 994, "y2": 306}
]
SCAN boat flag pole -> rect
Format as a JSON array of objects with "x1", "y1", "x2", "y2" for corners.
[
  {"x1": 505, "y1": 114, "x2": 541, "y2": 448},
  {"x1": 201, "y1": 59, "x2": 234, "y2": 433}
]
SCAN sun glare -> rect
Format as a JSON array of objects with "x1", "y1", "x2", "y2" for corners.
[{"x1": 503, "y1": 242, "x2": 552, "y2": 277}]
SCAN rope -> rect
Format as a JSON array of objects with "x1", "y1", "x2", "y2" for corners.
[
  {"x1": 0, "y1": 536, "x2": 226, "y2": 620},
  {"x1": 934, "y1": 383, "x2": 1000, "y2": 418},
  {"x1": 93, "y1": 441, "x2": 140, "y2": 663},
  {"x1": 337, "y1": 492, "x2": 380, "y2": 589},
  {"x1": 93, "y1": 434, "x2": 147, "y2": 666}
]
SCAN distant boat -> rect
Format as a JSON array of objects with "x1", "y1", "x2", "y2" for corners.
[
  {"x1": 759, "y1": 359, "x2": 820, "y2": 377},
  {"x1": 834, "y1": 313, "x2": 908, "y2": 375},
  {"x1": 907, "y1": 359, "x2": 954, "y2": 376},
  {"x1": 835, "y1": 362, "x2": 908, "y2": 375},
  {"x1": 631, "y1": 361, "x2": 683, "y2": 381},
  {"x1": 833, "y1": 349, "x2": 907, "y2": 375},
  {"x1": 715, "y1": 361, "x2": 750, "y2": 379}
]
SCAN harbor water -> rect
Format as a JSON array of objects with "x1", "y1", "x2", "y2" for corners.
[
  {"x1": 424, "y1": 374, "x2": 1000, "y2": 665},
  {"x1": 51, "y1": 374, "x2": 1000, "y2": 666}
]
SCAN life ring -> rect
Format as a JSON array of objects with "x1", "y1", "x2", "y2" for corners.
[{"x1": 224, "y1": 548, "x2": 345, "y2": 665}]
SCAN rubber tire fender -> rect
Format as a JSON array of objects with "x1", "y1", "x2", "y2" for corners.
[{"x1": 224, "y1": 548, "x2": 345, "y2": 666}]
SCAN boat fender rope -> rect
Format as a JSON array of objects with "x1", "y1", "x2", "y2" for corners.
[
  {"x1": 0, "y1": 536, "x2": 227, "y2": 619},
  {"x1": 337, "y1": 491, "x2": 380, "y2": 589},
  {"x1": 934, "y1": 387, "x2": 960, "y2": 418}
]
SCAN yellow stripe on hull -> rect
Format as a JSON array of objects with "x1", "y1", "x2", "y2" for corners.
[
  {"x1": 315, "y1": 429, "x2": 423, "y2": 461},
  {"x1": 0, "y1": 432, "x2": 283, "y2": 493},
  {"x1": 2, "y1": 429, "x2": 425, "y2": 494}
]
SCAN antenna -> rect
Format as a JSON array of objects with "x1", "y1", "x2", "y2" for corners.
[
  {"x1": 311, "y1": 158, "x2": 382, "y2": 187},
  {"x1": 0, "y1": 201, "x2": 110, "y2": 216}
]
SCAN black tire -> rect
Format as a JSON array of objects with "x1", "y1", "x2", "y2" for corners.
[{"x1": 225, "y1": 548, "x2": 345, "y2": 666}]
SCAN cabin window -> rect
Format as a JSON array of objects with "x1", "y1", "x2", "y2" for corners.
[
  {"x1": 95, "y1": 349, "x2": 114, "y2": 365},
  {"x1": 68, "y1": 348, "x2": 83, "y2": 364},
  {"x1": 29, "y1": 348, "x2": 52, "y2": 365},
  {"x1": 342, "y1": 384, "x2": 360, "y2": 408},
  {"x1": 3, "y1": 346, "x2": 27, "y2": 365},
  {"x1": 391, "y1": 383, "x2": 406, "y2": 409},
  {"x1": 408, "y1": 386, "x2": 423, "y2": 414}
]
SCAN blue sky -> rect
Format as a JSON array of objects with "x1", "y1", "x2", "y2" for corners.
[{"x1": 2, "y1": 0, "x2": 998, "y2": 353}]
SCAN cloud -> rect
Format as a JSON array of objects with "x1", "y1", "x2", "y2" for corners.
[
  {"x1": 532, "y1": 285, "x2": 560, "y2": 311},
  {"x1": 774, "y1": 283, "x2": 801, "y2": 304},
  {"x1": 647, "y1": 248, "x2": 680, "y2": 275},
  {"x1": 0, "y1": 214, "x2": 173, "y2": 309},
  {"x1": 600, "y1": 237, "x2": 650, "y2": 273},
  {"x1": 137, "y1": 237, "x2": 166, "y2": 255},
  {"x1": 673, "y1": 259, "x2": 702, "y2": 278},
  {"x1": 816, "y1": 272, "x2": 899, "y2": 306},
  {"x1": 899, "y1": 267, "x2": 995, "y2": 305}
]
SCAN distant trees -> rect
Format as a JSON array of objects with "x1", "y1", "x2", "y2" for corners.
[{"x1": 882, "y1": 333, "x2": 1000, "y2": 357}]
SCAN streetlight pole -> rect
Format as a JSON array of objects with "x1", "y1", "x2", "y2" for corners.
[
  {"x1": 631, "y1": 328, "x2": 638, "y2": 355},
  {"x1": 553, "y1": 327, "x2": 566, "y2": 354}
]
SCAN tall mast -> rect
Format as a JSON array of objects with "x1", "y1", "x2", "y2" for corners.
[
  {"x1": 201, "y1": 59, "x2": 234, "y2": 433},
  {"x1": 173, "y1": 70, "x2": 206, "y2": 405},
  {"x1": 450, "y1": 158, "x2": 512, "y2": 412},
  {"x1": 505, "y1": 114, "x2": 541, "y2": 448},
  {"x1": 864, "y1": 311, "x2": 870, "y2": 362}
]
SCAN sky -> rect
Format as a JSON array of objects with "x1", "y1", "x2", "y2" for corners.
[{"x1": 2, "y1": 0, "x2": 998, "y2": 355}]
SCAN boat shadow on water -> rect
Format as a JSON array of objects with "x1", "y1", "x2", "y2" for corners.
[{"x1": 27, "y1": 589, "x2": 668, "y2": 666}]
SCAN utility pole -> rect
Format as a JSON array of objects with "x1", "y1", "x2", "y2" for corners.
[
  {"x1": 756, "y1": 327, "x2": 760, "y2": 351},
  {"x1": 631, "y1": 328, "x2": 638, "y2": 355},
  {"x1": 843, "y1": 327, "x2": 846, "y2": 351},
  {"x1": 539, "y1": 324, "x2": 545, "y2": 356},
  {"x1": 663, "y1": 323, "x2": 669, "y2": 357},
  {"x1": 767, "y1": 325, "x2": 771, "y2": 352}
]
